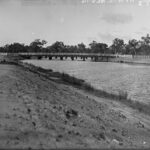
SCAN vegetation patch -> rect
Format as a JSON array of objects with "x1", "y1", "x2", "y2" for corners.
[{"x1": 12, "y1": 60, "x2": 150, "y2": 116}]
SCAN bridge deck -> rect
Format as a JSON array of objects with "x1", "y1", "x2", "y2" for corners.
[{"x1": 15, "y1": 53, "x2": 118, "y2": 57}]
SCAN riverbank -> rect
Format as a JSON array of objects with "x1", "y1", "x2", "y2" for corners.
[
  {"x1": 0, "y1": 61, "x2": 150, "y2": 148},
  {"x1": 112, "y1": 55, "x2": 150, "y2": 66},
  {"x1": 21, "y1": 60, "x2": 150, "y2": 115}
]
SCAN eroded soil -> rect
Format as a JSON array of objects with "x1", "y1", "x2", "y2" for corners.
[{"x1": 0, "y1": 64, "x2": 150, "y2": 149}]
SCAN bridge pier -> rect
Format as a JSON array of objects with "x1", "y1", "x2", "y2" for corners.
[
  {"x1": 49, "y1": 56, "x2": 52, "y2": 60},
  {"x1": 106, "y1": 57, "x2": 109, "y2": 62},
  {"x1": 71, "y1": 56, "x2": 74, "y2": 61},
  {"x1": 60, "y1": 56, "x2": 63, "y2": 60},
  {"x1": 18, "y1": 53, "x2": 117, "y2": 62},
  {"x1": 38, "y1": 56, "x2": 42, "y2": 60},
  {"x1": 26, "y1": 56, "x2": 31, "y2": 59},
  {"x1": 94, "y1": 56, "x2": 98, "y2": 62}
]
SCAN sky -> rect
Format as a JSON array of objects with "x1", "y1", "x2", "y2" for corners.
[{"x1": 0, "y1": 0, "x2": 150, "y2": 46}]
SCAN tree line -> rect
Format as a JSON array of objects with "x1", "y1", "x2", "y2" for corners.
[{"x1": 1, "y1": 34, "x2": 150, "y2": 55}]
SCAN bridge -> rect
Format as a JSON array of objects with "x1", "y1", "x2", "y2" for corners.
[{"x1": 10, "y1": 53, "x2": 119, "y2": 62}]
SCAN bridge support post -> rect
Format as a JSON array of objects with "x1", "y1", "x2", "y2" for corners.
[
  {"x1": 71, "y1": 56, "x2": 74, "y2": 61},
  {"x1": 106, "y1": 57, "x2": 108, "y2": 62},
  {"x1": 60, "y1": 56, "x2": 63, "y2": 60},
  {"x1": 27, "y1": 56, "x2": 31, "y2": 59},
  {"x1": 49, "y1": 57, "x2": 52, "y2": 60},
  {"x1": 38, "y1": 56, "x2": 42, "y2": 60},
  {"x1": 83, "y1": 57, "x2": 85, "y2": 61},
  {"x1": 94, "y1": 56, "x2": 98, "y2": 62}
]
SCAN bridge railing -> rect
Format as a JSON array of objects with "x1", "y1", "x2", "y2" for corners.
[{"x1": 16, "y1": 52, "x2": 119, "y2": 57}]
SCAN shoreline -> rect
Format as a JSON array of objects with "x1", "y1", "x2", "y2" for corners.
[
  {"x1": 7, "y1": 59, "x2": 150, "y2": 116},
  {"x1": 0, "y1": 59, "x2": 150, "y2": 148}
]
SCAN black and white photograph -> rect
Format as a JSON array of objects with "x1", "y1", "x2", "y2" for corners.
[{"x1": 0, "y1": 0, "x2": 150, "y2": 149}]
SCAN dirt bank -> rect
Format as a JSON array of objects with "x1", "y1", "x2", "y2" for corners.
[{"x1": 0, "y1": 63, "x2": 150, "y2": 149}]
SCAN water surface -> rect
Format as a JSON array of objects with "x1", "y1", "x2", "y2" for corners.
[{"x1": 24, "y1": 59, "x2": 150, "y2": 104}]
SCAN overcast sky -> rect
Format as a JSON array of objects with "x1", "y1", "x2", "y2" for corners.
[{"x1": 0, "y1": 0, "x2": 150, "y2": 46}]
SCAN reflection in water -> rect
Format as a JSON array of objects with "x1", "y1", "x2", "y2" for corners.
[{"x1": 24, "y1": 59, "x2": 150, "y2": 104}]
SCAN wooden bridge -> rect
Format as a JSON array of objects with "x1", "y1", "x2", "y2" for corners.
[{"x1": 12, "y1": 53, "x2": 119, "y2": 62}]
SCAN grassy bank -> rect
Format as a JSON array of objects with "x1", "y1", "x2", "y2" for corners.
[{"x1": 2, "y1": 59, "x2": 150, "y2": 116}]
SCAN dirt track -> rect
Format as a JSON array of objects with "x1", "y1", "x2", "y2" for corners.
[{"x1": 0, "y1": 64, "x2": 150, "y2": 149}]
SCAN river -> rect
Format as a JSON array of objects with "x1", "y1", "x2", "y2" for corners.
[{"x1": 24, "y1": 59, "x2": 150, "y2": 104}]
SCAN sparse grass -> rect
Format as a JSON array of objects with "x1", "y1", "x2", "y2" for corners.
[
  {"x1": 61, "y1": 73, "x2": 85, "y2": 86},
  {"x1": 12, "y1": 60, "x2": 150, "y2": 116}
]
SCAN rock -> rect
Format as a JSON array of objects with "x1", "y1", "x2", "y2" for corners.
[
  {"x1": 64, "y1": 120, "x2": 68, "y2": 124},
  {"x1": 112, "y1": 129, "x2": 117, "y2": 133},
  {"x1": 112, "y1": 139, "x2": 119, "y2": 144},
  {"x1": 136, "y1": 121, "x2": 144, "y2": 128},
  {"x1": 27, "y1": 108, "x2": 31, "y2": 113},
  {"x1": 72, "y1": 123, "x2": 77, "y2": 127},
  {"x1": 68, "y1": 130, "x2": 81, "y2": 136},
  {"x1": 119, "y1": 142, "x2": 123, "y2": 146},
  {"x1": 53, "y1": 106, "x2": 57, "y2": 109},
  {"x1": 143, "y1": 141, "x2": 146, "y2": 145},
  {"x1": 5, "y1": 114, "x2": 10, "y2": 119},
  {"x1": 65, "y1": 108, "x2": 78, "y2": 119},
  {"x1": 122, "y1": 130, "x2": 128, "y2": 136},
  {"x1": 94, "y1": 132, "x2": 106, "y2": 141},
  {"x1": 32, "y1": 121, "x2": 36, "y2": 127},
  {"x1": 119, "y1": 113, "x2": 126, "y2": 120},
  {"x1": 56, "y1": 134, "x2": 63, "y2": 142},
  {"x1": 44, "y1": 114, "x2": 48, "y2": 118},
  {"x1": 15, "y1": 136, "x2": 20, "y2": 140},
  {"x1": 101, "y1": 126, "x2": 105, "y2": 130},
  {"x1": 58, "y1": 134, "x2": 63, "y2": 138},
  {"x1": 99, "y1": 132, "x2": 106, "y2": 140}
]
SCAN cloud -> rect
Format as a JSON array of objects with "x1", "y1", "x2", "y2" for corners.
[
  {"x1": 20, "y1": 0, "x2": 80, "y2": 6},
  {"x1": 98, "y1": 33, "x2": 115, "y2": 41},
  {"x1": 98, "y1": 32, "x2": 131, "y2": 44},
  {"x1": 101, "y1": 13, "x2": 133, "y2": 24},
  {"x1": 136, "y1": 27, "x2": 150, "y2": 36}
]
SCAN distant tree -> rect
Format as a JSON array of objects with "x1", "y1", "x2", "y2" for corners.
[
  {"x1": 141, "y1": 34, "x2": 150, "y2": 45},
  {"x1": 77, "y1": 43, "x2": 86, "y2": 53},
  {"x1": 29, "y1": 39, "x2": 47, "y2": 52},
  {"x1": 67, "y1": 45, "x2": 78, "y2": 53},
  {"x1": 0, "y1": 47, "x2": 5, "y2": 53},
  {"x1": 89, "y1": 41, "x2": 108, "y2": 53},
  {"x1": 111, "y1": 38, "x2": 125, "y2": 54},
  {"x1": 139, "y1": 34, "x2": 150, "y2": 54},
  {"x1": 5, "y1": 43, "x2": 27, "y2": 53},
  {"x1": 47, "y1": 41, "x2": 66, "y2": 53},
  {"x1": 125, "y1": 39, "x2": 139, "y2": 55}
]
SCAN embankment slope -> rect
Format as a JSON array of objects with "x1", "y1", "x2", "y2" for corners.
[{"x1": 0, "y1": 64, "x2": 150, "y2": 148}]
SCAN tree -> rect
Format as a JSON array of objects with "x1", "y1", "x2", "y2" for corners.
[
  {"x1": 126, "y1": 39, "x2": 139, "y2": 55},
  {"x1": 47, "y1": 41, "x2": 66, "y2": 53},
  {"x1": 29, "y1": 39, "x2": 47, "y2": 52},
  {"x1": 141, "y1": 34, "x2": 150, "y2": 45},
  {"x1": 5, "y1": 43, "x2": 27, "y2": 53},
  {"x1": 140, "y1": 34, "x2": 150, "y2": 54},
  {"x1": 89, "y1": 41, "x2": 108, "y2": 53},
  {"x1": 111, "y1": 38, "x2": 125, "y2": 54},
  {"x1": 77, "y1": 43, "x2": 86, "y2": 53}
]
